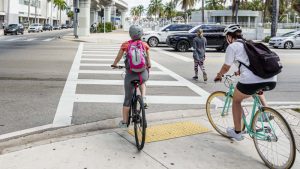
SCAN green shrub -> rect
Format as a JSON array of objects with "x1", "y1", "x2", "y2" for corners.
[
  {"x1": 96, "y1": 22, "x2": 113, "y2": 33},
  {"x1": 263, "y1": 36, "x2": 271, "y2": 43}
]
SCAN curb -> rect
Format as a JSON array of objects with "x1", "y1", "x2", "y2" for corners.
[{"x1": 0, "y1": 109, "x2": 205, "y2": 154}]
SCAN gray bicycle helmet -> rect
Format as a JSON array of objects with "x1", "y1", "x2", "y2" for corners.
[
  {"x1": 129, "y1": 25, "x2": 143, "y2": 40},
  {"x1": 224, "y1": 24, "x2": 242, "y2": 35}
]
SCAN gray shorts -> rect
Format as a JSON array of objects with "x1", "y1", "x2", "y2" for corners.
[{"x1": 123, "y1": 69, "x2": 149, "y2": 107}]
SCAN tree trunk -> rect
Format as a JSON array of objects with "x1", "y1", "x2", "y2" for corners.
[
  {"x1": 271, "y1": 0, "x2": 279, "y2": 37},
  {"x1": 201, "y1": 0, "x2": 204, "y2": 23},
  {"x1": 60, "y1": 9, "x2": 62, "y2": 25},
  {"x1": 235, "y1": 0, "x2": 240, "y2": 23}
]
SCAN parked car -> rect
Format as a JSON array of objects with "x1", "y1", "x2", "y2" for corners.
[
  {"x1": 53, "y1": 25, "x2": 61, "y2": 30},
  {"x1": 4, "y1": 24, "x2": 24, "y2": 35},
  {"x1": 61, "y1": 24, "x2": 68, "y2": 29},
  {"x1": 142, "y1": 24, "x2": 195, "y2": 47},
  {"x1": 269, "y1": 31, "x2": 300, "y2": 49},
  {"x1": 28, "y1": 23, "x2": 43, "y2": 33},
  {"x1": 43, "y1": 24, "x2": 53, "y2": 31},
  {"x1": 166, "y1": 24, "x2": 227, "y2": 52},
  {"x1": 67, "y1": 24, "x2": 74, "y2": 28}
]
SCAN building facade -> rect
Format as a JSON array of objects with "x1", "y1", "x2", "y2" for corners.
[
  {"x1": 0, "y1": 0, "x2": 72, "y2": 28},
  {"x1": 191, "y1": 10, "x2": 263, "y2": 28}
]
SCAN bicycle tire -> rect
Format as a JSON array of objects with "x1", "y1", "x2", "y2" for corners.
[
  {"x1": 133, "y1": 95, "x2": 146, "y2": 150},
  {"x1": 206, "y1": 91, "x2": 245, "y2": 137},
  {"x1": 252, "y1": 107, "x2": 296, "y2": 169}
]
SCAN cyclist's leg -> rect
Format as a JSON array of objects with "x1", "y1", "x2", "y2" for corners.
[
  {"x1": 122, "y1": 74, "x2": 135, "y2": 124},
  {"x1": 232, "y1": 87, "x2": 251, "y2": 132}
]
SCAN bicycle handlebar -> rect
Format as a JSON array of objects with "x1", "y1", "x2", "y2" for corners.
[{"x1": 111, "y1": 65, "x2": 125, "y2": 69}]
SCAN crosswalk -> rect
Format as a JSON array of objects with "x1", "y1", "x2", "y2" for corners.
[
  {"x1": 0, "y1": 36, "x2": 56, "y2": 42},
  {"x1": 53, "y1": 42, "x2": 212, "y2": 127}
]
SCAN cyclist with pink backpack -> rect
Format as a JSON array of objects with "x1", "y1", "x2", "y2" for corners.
[{"x1": 112, "y1": 25, "x2": 151, "y2": 128}]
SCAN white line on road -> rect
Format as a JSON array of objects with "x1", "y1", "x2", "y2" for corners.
[
  {"x1": 82, "y1": 54, "x2": 116, "y2": 57},
  {"x1": 24, "y1": 38, "x2": 37, "y2": 41},
  {"x1": 75, "y1": 94, "x2": 207, "y2": 104},
  {"x1": 76, "y1": 79, "x2": 185, "y2": 86},
  {"x1": 0, "y1": 124, "x2": 53, "y2": 140},
  {"x1": 152, "y1": 48, "x2": 194, "y2": 62},
  {"x1": 43, "y1": 38, "x2": 55, "y2": 41},
  {"x1": 52, "y1": 42, "x2": 83, "y2": 127},
  {"x1": 80, "y1": 63, "x2": 112, "y2": 67},
  {"x1": 5, "y1": 38, "x2": 21, "y2": 41},
  {"x1": 81, "y1": 58, "x2": 115, "y2": 61},
  {"x1": 79, "y1": 70, "x2": 167, "y2": 75}
]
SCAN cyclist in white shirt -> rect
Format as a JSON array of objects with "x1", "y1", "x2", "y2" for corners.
[{"x1": 214, "y1": 24, "x2": 277, "y2": 140}]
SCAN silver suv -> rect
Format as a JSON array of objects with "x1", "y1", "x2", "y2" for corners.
[{"x1": 269, "y1": 31, "x2": 300, "y2": 49}]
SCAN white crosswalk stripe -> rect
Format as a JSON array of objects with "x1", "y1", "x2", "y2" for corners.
[
  {"x1": 43, "y1": 38, "x2": 55, "y2": 41},
  {"x1": 24, "y1": 38, "x2": 37, "y2": 41},
  {"x1": 53, "y1": 42, "x2": 211, "y2": 127},
  {"x1": 0, "y1": 37, "x2": 56, "y2": 42}
]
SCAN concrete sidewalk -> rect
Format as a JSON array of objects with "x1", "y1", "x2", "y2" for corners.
[{"x1": 0, "y1": 108, "x2": 299, "y2": 169}]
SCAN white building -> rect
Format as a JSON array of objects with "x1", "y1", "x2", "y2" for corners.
[
  {"x1": 0, "y1": 0, "x2": 72, "y2": 27},
  {"x1": 191, "y1": 10, "x2": 263, "y2": 28}
]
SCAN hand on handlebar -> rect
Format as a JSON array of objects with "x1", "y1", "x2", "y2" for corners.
[{"x1": 214, "y1": 73, "x2": 223, "y2": 82}]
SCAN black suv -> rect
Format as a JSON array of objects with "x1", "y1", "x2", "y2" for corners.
[
  {"x1": 166, "y1": 24, "x2": 227, "y2": 52},
  {"x1": 43, "y1": 24, "x2": 53, "y2": 31},
  {"x1": 4, "y1": 24, "x2": 24, "y2": 35}
]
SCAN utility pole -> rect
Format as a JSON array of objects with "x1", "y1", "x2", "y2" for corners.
[
  {"x1": 35, "y1": 0, "x2": 37, "y2": 23},
  {"x1": 235, "y1": 0, "x2": 239, "y2": 23},
  {"x1": 201, "y1": 0, "x2": 204, "y2": 23},
  {"x1": 74, "y1": 0, "x2": 79, "y2": 38},
  {"x1": 271, "y1": 0, "x2": 279, "y2": 37},
  {"x1": 6, "y1": 0, "x2": 10, "y2": 24}
]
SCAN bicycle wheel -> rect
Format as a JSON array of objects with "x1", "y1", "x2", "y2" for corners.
[
  {"x1": 206, "y1": 91, "x2": 245, "y2": 137},
  {"x1": 252, "y1": 107, "x2": 296, "y2": 169},
  {"x1": 133, "y1": 95, "x2": 146, "y2": 150}
]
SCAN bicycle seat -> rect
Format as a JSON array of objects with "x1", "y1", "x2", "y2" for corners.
[{"x1": 131, "y1": 80, "x2": 141, "y2": 85}]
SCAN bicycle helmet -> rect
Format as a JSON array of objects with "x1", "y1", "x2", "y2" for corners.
[
  {"x1": 129, "y1": 25, "x2": 143, "y2": 40},
  {"x1": 223, "y1": 24, "x2": 242, "y2": 35}
]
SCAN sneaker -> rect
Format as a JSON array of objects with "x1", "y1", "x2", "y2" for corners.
[
  {"x1": 118, "y1": 121, "x2": 128, "y2": 128},
  {"x1": 203, "y1": 72, "x2": 208, "y2": 81},
  {"x1": 193, "y1": 76, "x2": 198, "y2": 80},
  {"x1": 226, "y1": 127, "x2": 244, "y2": 141},
  {"x1": 143, "y1": 97, "x2": 148, "y2": 109}
]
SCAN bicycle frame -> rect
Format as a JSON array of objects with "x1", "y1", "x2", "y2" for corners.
[{"x1": 221, "y1": 82, "x2": 276, "y2": 141}]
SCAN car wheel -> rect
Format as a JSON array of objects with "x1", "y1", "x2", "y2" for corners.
[
  {"x1": 4, "y1": 33, "x2": 7, "y2": 35},
  {"x1": 176, "y1": 41, "x2": 189, "y2": 52},
  {"x1": 15, "y1": 31, "x2": 18, "y2": 35},
  {"x1": 147, "y1": 37, "x2": 159, "y2": 47},
  {"x1": 273, "y1": 46, "x2": 278, "y2": 49},
  {"x1": 284, "y1": 41, "x2": 293, "y2": 49},
  {"x1": 216, "y1": 48, "x2": 223, "y2": 52}
]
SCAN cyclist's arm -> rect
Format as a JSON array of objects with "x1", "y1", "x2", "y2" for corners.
[
  {"x1": 112, "y1": 49, "x2": 124, "y2": 66},
  {"x1": 214, "y1": 64, "x2": 231, "y2": 81},
  {"x1": 146, "y1": 50, "x2": 151, "y2": 68}
]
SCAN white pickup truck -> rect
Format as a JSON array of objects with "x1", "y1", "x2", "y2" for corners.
[{"x1": 141, "y1": 24, "x2": 194, "y2": 47}]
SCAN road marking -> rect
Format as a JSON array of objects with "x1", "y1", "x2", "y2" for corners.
[
  {"x1": 79, "y1": 70, "x2": 167, "y2": 75},
  {"x1": 53, "y1": 42, "x2": 83, "y2": 127},
  {"x1": 82, "y1": 54, "x2": 116, "y2": 57},
  {"x1": 0, "y1": 124, "x2": 53, "y2": 140},
  {"x1": 5, "y1": 38, "x2": 21, "y2": 41},
  {"x1": 151, "y1": 60, "x2": 211, "y2": 98},
  {"x1": 243, "y1": 101, "x2": 300, "y2": 106},
  {"x1": 24, "y1": 38, "x2": 37, "y2": 41},
  {"x1": 80, "y1": 63, "x2": 112, "y2": 67},
  {"x1": 152, "y1": 48, "x2": 194, "y2": 62},
  {"x1": 75, "y1": 94, "x2": 207, "y2": 104},
  {"x1": 76, "y1": 79, "x2": 185, "y2": 86},
  {"x1": 82, "y1": 51, "x2": 118, "y2": 54},
  {"x1": 81, "y1": 58, "x2": 115, "y2": 61},
  {"x1": 43, "y1": 38, "x2": 55, "y2": 41}
]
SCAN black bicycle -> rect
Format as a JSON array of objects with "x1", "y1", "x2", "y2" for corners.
[{"x1": 111, "y1": 65, "x2": 147, "y2": 150}]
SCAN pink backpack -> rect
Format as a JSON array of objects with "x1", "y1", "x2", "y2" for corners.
[{"x1": 127, "y1": 40, "x2": 147, "y2": 73}]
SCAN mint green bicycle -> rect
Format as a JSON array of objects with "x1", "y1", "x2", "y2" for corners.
[{"x1": 206, "y1": 74, "x2": 296, "y2": 169}]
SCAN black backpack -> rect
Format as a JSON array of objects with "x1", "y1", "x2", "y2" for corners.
[{"x1": 236, "y1": 39, "x2": 282, "y2": 79}]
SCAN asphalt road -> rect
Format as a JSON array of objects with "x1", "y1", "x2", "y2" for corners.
[{"x1": 0, "y1": 33, "x2": 299, "y2": 138}]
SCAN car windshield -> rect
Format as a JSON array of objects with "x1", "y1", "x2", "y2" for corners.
[
  {"x1": 159, "y1": 24, "x2": 171, "y2": 31},
  {"x1": 188, "y1": 25, "x2": 201, "y2": 33},
  {"x1": 8, "y1": 24, "x2": 18, "y2": 28},
  {"x1": 281, "y1": 32, "x2": 296, "y2": 37}
]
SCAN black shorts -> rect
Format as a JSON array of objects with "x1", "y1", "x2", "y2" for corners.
[{"x1": 236, "y1": 82, "x2": 276, "y2": 95}]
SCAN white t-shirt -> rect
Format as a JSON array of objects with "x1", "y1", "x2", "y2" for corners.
[{"x1": 224, "y1": 42, "x2": 277, "y2": 84}]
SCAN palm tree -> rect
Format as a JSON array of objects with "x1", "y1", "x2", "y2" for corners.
[
  {"x1": 130, "y1": 7, "x2": 138, "y2": 17},
  {"x1": 271, "y1": 0, "x2": 279, "y2": 37},
  {"x1": 137, "y1": 5, "x2": 145, "y2": 18},
  {"x1": 148, "y1": 0, "x2": 164, "y2": 21},
  {"x1": 205, "y1": 0, "x2": 223, "y2": 10},
  {"x1": 54, "y1": 0, "x2": 68, "y2": 24},
  {"x1": 177, "y1": 0, "x2": 199, "y2": 23},
  {"x1": 293, "y1": 0, "x2": 300, "y2": 13},
  {"x1": 164, "y1": 1, "x2": 177, "y2": 20}
]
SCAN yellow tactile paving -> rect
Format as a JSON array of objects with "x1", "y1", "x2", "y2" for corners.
[{"x1": 128, "y1": 121, "x2": 210, "y2": 143}]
